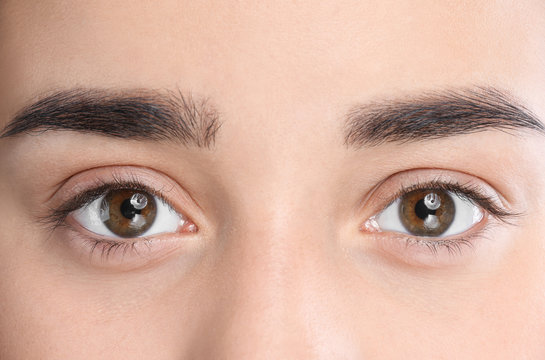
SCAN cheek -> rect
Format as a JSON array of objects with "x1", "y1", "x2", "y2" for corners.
[
  {"x1": 0, "y1": 255, "x2": 168, "y2": 357},
  {"x1": 463, "y1": 223, "x2": 545, "y2": 355},
  {"x1": 0, "y1": 251, "x2": 83, "y2": 356}
]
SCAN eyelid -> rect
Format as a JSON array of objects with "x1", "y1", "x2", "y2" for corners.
[
  {"x1": 42, "y1": 166, "x2": 204, "y2": 233},
  {"x1": 358, "y1": 169, "x2": 517, "y2": 224},
  {"x1": 384, "y1": 181, "x2": 513, "y2": 224},
  {"x1": 355, "y1": 169, "x2": 520, "y2": 267},
  {"x1": 70, "y1": 190, "x2": 192, "y2": 239},
  {"x1": 60, "y1": 219, "x2": 200, "y2": 269},
  {"x1": 50, "y1": 178, "x2": 176, "y2": 229},
  {"x1": 40, "y1": 166, "x2": 206, "y2": 269}
]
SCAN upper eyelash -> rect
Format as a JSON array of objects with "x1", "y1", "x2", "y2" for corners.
[
  {"x1": 388, "y1": 179, "x2": 519, "y2": 222},
  {"x1": 44, "y1": 176, "x2": 518, "y2": 257},
  {"x1": 48, "y1": 178, "x2": 517, "y2": 228},
  {"x1": 41, "y1": 174, "x2": 175, "y2": 230}
]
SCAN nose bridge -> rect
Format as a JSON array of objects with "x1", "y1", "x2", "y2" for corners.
[
  {"x1": 198, "y1": 186, "x2": 331, "y2": 358},
  {"x1": 223, "y1": 169, "x2": 336, "y2": 305},
  {"x1": 188, "y1": 107, "x2": 347, "y2": 357}
]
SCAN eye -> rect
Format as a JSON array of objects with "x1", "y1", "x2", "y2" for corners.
[
  {"x1": 72, "y1": 188, "x2": 188, "y2": 238},
  {"x1": 370, "y1": 188, "x2": 484, "y2": 237}
]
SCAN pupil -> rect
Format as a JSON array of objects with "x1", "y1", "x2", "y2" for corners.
[
  {"x1": 399, "y1": 189, "x2": 455, "y2": 237},
  {"x1": 414, "y1": 198, "x2": 437, "y2": 220},
  {"x1": 120, "y1": 198, "x2": 143, "y2": 219},
  {"x1": 102, "y1": 189, "x2": 157, "y2": 238}
]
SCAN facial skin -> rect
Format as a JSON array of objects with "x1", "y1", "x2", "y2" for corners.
[{"x1": 1, "y1": 0, "x2": 545, "y2": 358}]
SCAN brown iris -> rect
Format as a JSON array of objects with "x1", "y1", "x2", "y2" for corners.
[
  {"x1": 101, "y1": 189, "x2": 157, "y2": 238},
  {"x1": 399, "y1": 189, "x2": 454, "y2": 236}
]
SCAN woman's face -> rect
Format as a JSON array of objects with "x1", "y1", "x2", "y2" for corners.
[{"x1": 1, "y1": 1, "x2": 545, "y2": 358}]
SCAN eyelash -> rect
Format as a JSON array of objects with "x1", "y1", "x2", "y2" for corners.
[
  {"x1": 42, "y1": 175, "x2": 178, "y2": 259},
  {"x1": 375, "y1": 179, "x2": 518, "y2": 255},
  {"x1": 43, "y1": 175, "x2": 518, "y2": 261}
]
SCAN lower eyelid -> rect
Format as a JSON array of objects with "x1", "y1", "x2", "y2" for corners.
[
  {"x1": 61, "y1": 217, "x2": 195, "y2": 269},
  {"x1": 36, "y1": 166, "x2": 212, "y2": 270},
  {"x1": 368, "y1": 217, "x2": 491, "y2": 268}
]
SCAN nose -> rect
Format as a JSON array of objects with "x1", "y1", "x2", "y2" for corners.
[
  {"x1": 184, "y1": 197, "x2": 358, "y2": 359},
  {"x1": 195, "y1": 206, "x2": 316, "y2": 358}
]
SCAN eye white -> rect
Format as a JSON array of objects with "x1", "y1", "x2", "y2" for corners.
[
  {"x1": 72, "y1": 194, "x2": 184, "y2": 238},
  {"x1": 373, "y1": 192, "x2": 484, "y2": 237}
]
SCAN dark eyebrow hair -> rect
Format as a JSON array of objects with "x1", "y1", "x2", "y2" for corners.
[
  {"x1": 0, "y1": 88, "x2": 222, "y2": 148},
  {"x1": 343, "y1": 86, "x2": 545, "y2": 147}
]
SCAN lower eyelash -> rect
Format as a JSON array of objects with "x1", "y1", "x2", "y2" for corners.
[
  {"x1": 403, "y1": 235, "x2": 475, "y2": 256},
  {"x1": 89, "y1": 238, "x2": 136, "y2": 260},
  {"x1": 81, "y1": 232, "x2": 156, "y2": 261},
  {"x1": 57, "y1": 217, "x2": 189, "y2": 268},
  {"x1": 397, "y1": 219, "x2": 497, "y2": 258},
  {"x1": 61, "y1": 222, "x2": 136, "y2": 260}
]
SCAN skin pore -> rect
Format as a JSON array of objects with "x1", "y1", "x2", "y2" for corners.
[{"x1": 1, "y1": 0, "x2": 545, "y2": 358}]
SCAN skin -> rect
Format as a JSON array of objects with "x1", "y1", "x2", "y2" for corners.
[{"x1": 1, "y1": 0, "x2": 545, "y2": 358}]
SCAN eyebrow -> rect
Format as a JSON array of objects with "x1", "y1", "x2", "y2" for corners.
[
  {"x1": 0, "y1": 88, "x2": 221, "y2": 148},
  {"x1": 343, "y1": 86, "x2": 545, "y2": 147}
]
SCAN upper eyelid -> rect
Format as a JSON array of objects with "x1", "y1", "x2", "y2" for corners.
[
  {"x1": 359, "y1": 170, "x2": 519, "y2": 222},
  {"x1": 61, "y1": 181, "x2": 174, "y2": 216},
  {"x1": 65, "y1": 179, "x2": 173, "y2": 212},
  {"x1": 41, "y1": 174, "x2": 183, "y2": 230},
  {"x1": 392, "y1": 182, "x2": 507, "y2": 216},
  {"x1": 37, "y1": 165, "x2": 211, "y2": 239}
]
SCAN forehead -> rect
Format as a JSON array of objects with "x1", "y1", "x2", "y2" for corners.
[{"x1": 1, "y1": 1, "x2": 544, "y2": 114}]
